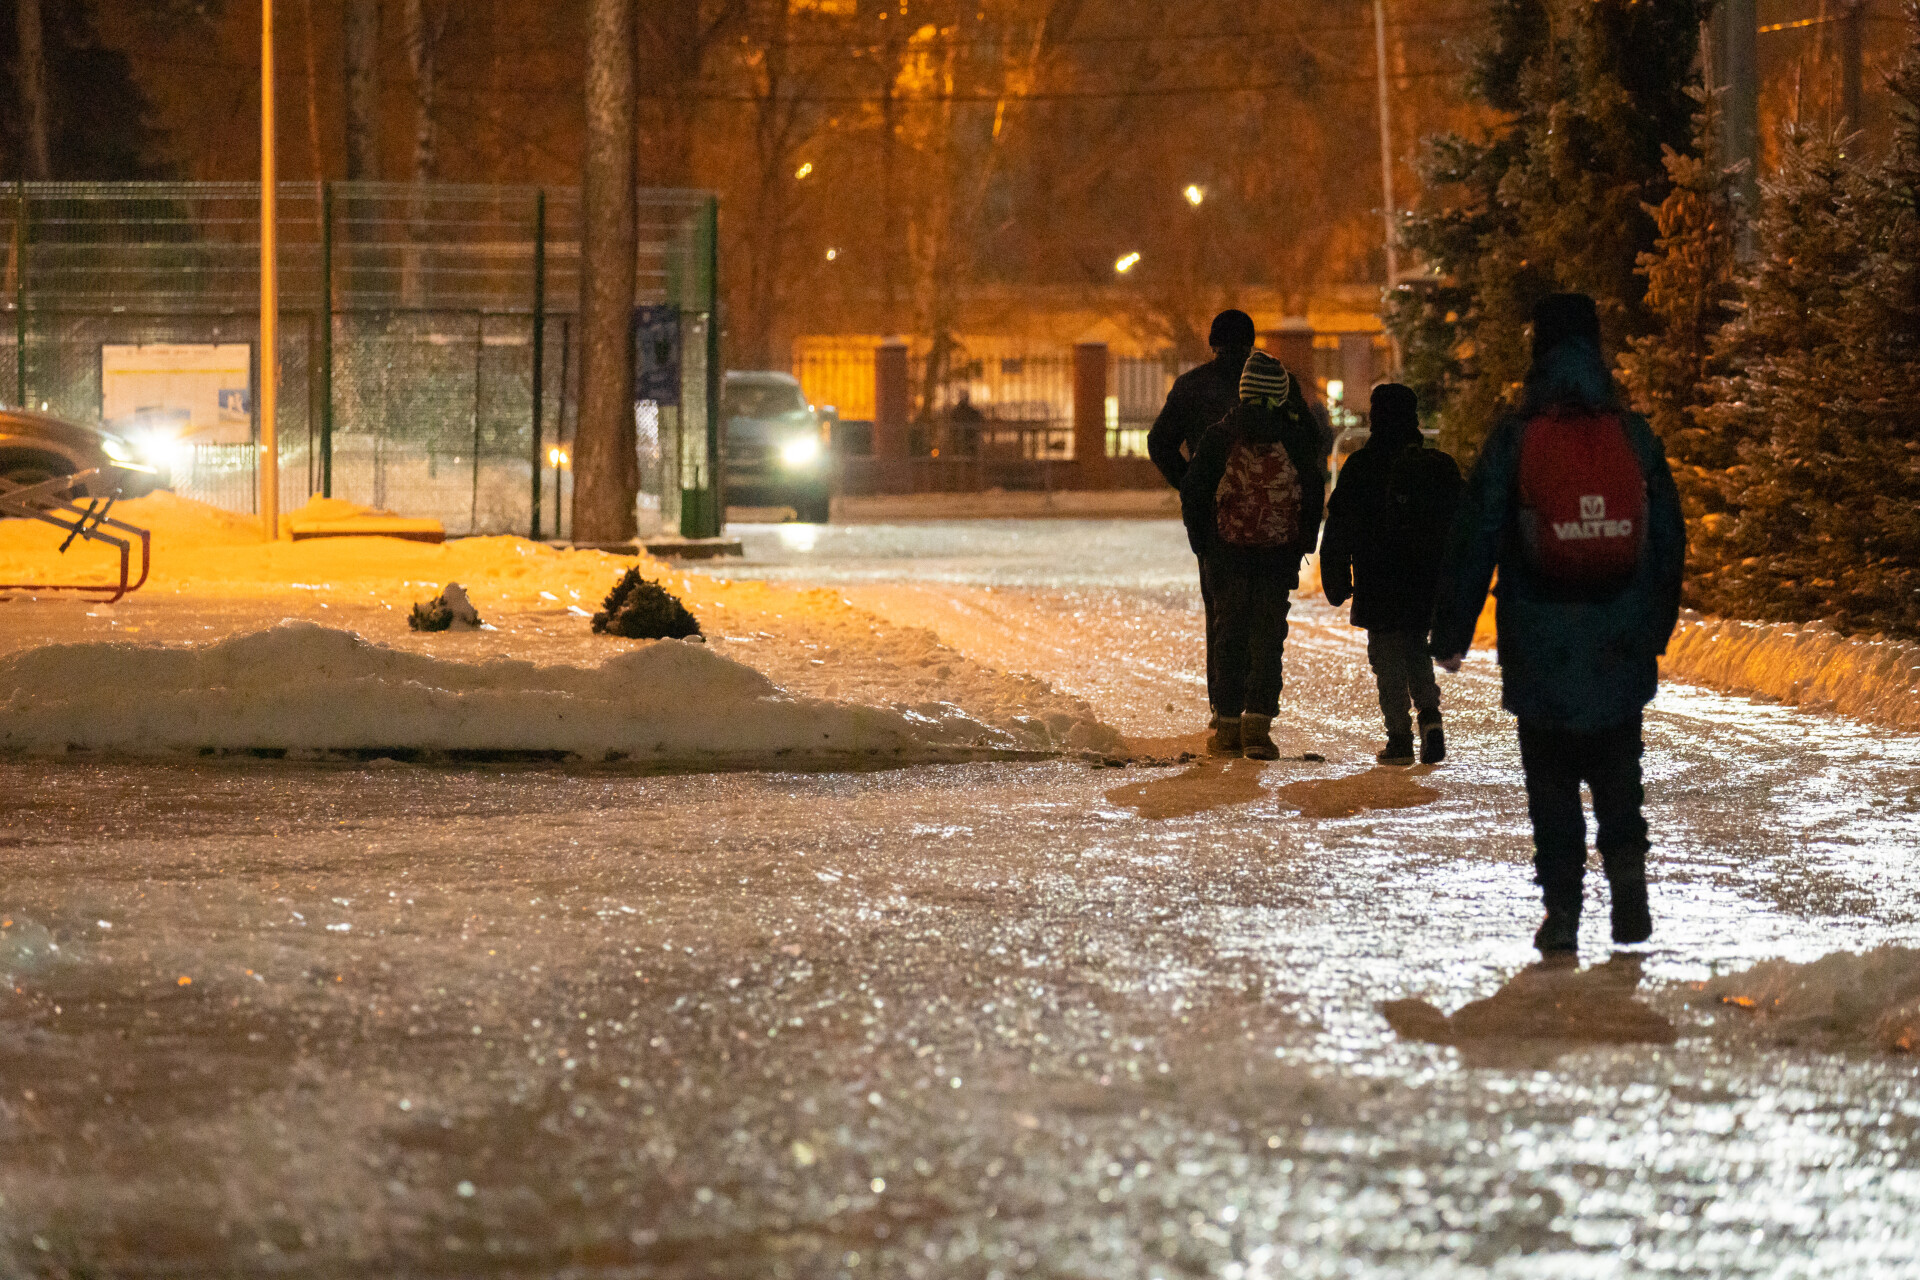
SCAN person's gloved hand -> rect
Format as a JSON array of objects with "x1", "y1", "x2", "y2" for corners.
[{"x1": 1321, "y1": 565, "x2": 1351, "y2": 608}]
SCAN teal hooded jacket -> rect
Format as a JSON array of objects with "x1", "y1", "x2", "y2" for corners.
[{"x1": 1428, "y1": 343, "x2": 1686, "y2": 732}]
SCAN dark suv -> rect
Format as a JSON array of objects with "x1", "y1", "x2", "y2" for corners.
[
  {"x1": 0, "y1": 407, "x2": 169, "y2": 499},
  {"x1": 721, "y1": 372, "x2": 831, "y2": 523}
]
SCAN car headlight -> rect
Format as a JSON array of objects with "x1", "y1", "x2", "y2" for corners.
[{"x1": 779, "y1": 435, "x2": 823, "y2": 468}]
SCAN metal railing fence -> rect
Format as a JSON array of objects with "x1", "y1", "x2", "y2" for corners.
[
  {"x1": 2, "y1": 181, "x2": 719, "y2": 538},
  {"x1": 793, "y1": 339, "x2": 1188, "y2": 463}
]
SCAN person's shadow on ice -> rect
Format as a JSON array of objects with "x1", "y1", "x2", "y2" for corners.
[{"x1": 1383, "y1": 953, "x2": 1674, "y2": 1067}]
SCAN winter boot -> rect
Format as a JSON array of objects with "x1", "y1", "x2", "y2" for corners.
[
  {"x1": 1418, "y1": 711, "x2": 1446, "y2": 765},
  {"x1": 1602, "y1": 846, "x2": 1652, "y2": 945},
  {"x1": 1376, "y1": 733, "x2": 1415, "y2": 766},
  {"x1": 1207, "y1": 715, "x2": 1242, "y2": 756},
  {"x1": 1240, "y1": 714, "x2": 1280, "y2": 760},
  {"x1": 1533, "y1": 877, "x2": 1583, "y2": 954}
]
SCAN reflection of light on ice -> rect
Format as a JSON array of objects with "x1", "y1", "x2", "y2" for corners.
[{"x1": 777, "y1": 523, "x2": 820, "y2": 553}]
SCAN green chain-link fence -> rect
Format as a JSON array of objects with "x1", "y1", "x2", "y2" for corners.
[{"x1": 1, "y1": 181, "x2": 718, "y2": 538}]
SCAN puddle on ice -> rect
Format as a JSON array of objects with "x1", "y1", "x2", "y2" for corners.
[
  {"x1": 1105, "y1": 756, "x2": 1272, "y2": 819},
  {"x1": 1277, "y1": 766, "x2": 1442, "y2": 819}
]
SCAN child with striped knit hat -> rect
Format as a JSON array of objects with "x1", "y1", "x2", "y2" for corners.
[{"x1": 1177, "y1": 350, "x2": 1328, "y2": 759}]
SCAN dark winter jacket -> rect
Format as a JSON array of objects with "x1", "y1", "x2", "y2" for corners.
[
  {"x1": 1320, "y1": 420, "x2": 1463, "y2": 632},
  {"x1": 1428, "y1": 343, "x2": 1687, "y2": 732},
  {"x1": 1179, "y1": 386, "x2": 1327, "y2": 571},
  {"x1": 1148, "y1": 349, "x2": 1248, "y2": 488}
]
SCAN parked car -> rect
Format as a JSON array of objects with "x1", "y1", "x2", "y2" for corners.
[
  {"x1": 0, "y1": 407, "x2": 169, "y2": 501},
  {"x1": 721, "y1": 371, "x2": 832, "y2": 523}
]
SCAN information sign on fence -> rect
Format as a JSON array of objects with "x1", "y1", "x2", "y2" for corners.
[
  {"x1": 634, "y1": 306, "x2": 681, "y2": 407},
  {"x1": 101, "y1": 343, "x2": 253, "y2": 445}
]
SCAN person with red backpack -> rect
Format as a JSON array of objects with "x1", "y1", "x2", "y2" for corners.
[
  {"x1": 1179, "y1": 350, "x2": 1328, "y2": 760},
  {"x1": 1429, "y1": 294, "x2": 1686, "y2": 954}
]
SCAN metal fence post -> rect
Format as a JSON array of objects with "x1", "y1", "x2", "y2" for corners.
[
  {"x1": 702, "y1": 195, "x2": 722, "y2": 537},
  {"x1": 319, "y1": 180, "x2": 334, "y2": 497},
  {"x1": 530, "y1": 188, "x2": 546, "y2": 541},
  {"x1": 12, "y1": 182, "x2": 25, "y2": 409},
  {"x1": 471, "y1": 312, "x2": 485, "y2": 535}
]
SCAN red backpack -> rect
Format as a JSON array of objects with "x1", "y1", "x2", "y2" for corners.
[
  {"x1": 1515, "y1": 408, "x2": 1648, "y2": 587},
  {"x1": 1215, "y1": 438, "x2": 1303, "y2": 549}
]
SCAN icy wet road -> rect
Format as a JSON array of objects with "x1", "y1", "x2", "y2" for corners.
[{"x1": 4, "y1": 520, "x2": 1920, "y2": 1277}]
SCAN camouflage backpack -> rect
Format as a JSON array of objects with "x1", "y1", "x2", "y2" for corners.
[{"x1": 1215, "y1": 437, "x2": 1303, "y2": 548}]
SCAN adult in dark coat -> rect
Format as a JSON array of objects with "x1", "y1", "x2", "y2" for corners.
[
  {"x1": 1429, "y1": 293, "x2": 1686, "y2": 955},
  {"x1": 1149, "y1": 310, "x2": 1255, "y2": 731},
  {"x1": 1179, "y1": 351, "x2": 1327, "y2": 759},
  {"x1": 1321, "y1": 383, "x2": 1462, "y2": 764}
]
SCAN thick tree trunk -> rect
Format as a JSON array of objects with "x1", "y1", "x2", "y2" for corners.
[
  {"x1": 572, "y1": 0, "x2": 639, "y2": 544},
  {"x1": 403, "y1": 0, "x2": 442, "y2": 183},
  {"x1": 17, "y1": 0, "x2": 52, "y2": 180},
  {"x1": 302, "y1": 0, "x2": 325, "y2": 179},
  {"x1": 343, "y1": 0, "x2": 381, "y2": 180}
]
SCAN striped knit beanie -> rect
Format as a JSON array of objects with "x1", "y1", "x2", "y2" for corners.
[{"x1": 1239, "y1": 349, "x2": 1291, "y2": 404}]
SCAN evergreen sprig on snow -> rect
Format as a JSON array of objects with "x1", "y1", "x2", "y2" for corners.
[{"x1": 591, "y1": 569, "x2": 703, "y2": 640}]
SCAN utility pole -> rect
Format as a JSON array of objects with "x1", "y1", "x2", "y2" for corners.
[
  {"x1": 261, "y1": 0, "x2": 280, "y2": 535},
  {"x1": 1714, "y1": 0, "x2": 1760, "y2": 249},
  {"x1": 1373, "y1": 0, "x2": 1399, "y2": 291},
  {"x1": 1842, "y1": 0, "x2": 1864, "y2": 133},
  {"x1": 1373, "y1": 0, "x2": 1403, "y2": 373}
]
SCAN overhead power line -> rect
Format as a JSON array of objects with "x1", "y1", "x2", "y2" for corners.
[{"x1": 640, "y1": 68, "x2": 1463, "y2": 104}]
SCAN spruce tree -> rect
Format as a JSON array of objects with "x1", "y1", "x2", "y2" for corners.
[
  {"x1": 1389, "y1": 0, "x2": 1548, "y2": 463},
  {"x1": 1821, "y1": 20, "x2": 1920, "y2": 635},
  {"x1": 1390, "y1": 0, "x2": 1704, "y2": 464},
  {"x1": 1617, "y1": 88, "x2": 1741, "y2": 592},
  {"x1": 1696, "y1": 126, "x2": 1864, "y2": 624}
]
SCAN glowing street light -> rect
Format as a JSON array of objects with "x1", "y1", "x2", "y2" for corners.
[
  {"x1": 1114, "y1": 251, "x2": 1141, "y2": 274},
  {"x1": 548, "y1": 446, "x2": 570, "y2": 469},
  {"x1": 1183, "y1": 184, "x2": 1206, "y2": 206},
  {"x1": 794, "y1": 161, "x2": 814, "y2": 180},
  {"x1": 825, "y1": 247, "x2": 839, "y2": 261}
]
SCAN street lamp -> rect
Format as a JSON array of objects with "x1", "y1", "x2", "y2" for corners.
[
  {"x1": 1114, "y1": 251, "x2": 1141, "y2": 275},
  {"x1": 1183, "y1": 184, "x2": 1205, "y2": 207}
]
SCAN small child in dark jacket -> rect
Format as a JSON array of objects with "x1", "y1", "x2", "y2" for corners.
[
  {"x1": 1320, "y1": 384, "x2": 1462, "y2": 765},
  {"x1": 1179, "y1": 351, "x2": 1327, "y2": 760}
]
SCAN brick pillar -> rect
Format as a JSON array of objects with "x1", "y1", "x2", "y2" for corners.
[
  {"x1": 1339, "y1": 333, "x2": 1374, "y2": 402},
  {"x1": 1268, "y1": 319, "x2": 1315, "y2": 387},
  {"x1": 1072, "y1": 341, "x2": 1109, "y2": 486},
  {"x1": 873, "y1": 340, "x2": 910, "y2": 459}
]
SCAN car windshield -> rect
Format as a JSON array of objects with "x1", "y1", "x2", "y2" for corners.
[{"x1": 725, "y1": 383, "x2": 808, "y2": 420}]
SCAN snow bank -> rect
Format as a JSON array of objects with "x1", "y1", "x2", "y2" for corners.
[
  {"x1": 1701, "y1": 947, "x2": 1920, "y2": 1054},
  {"x1": 1662, "y1": 615, "x2": 1920, "y2": 732},
  {"x1": 0, "y1": 621, "x2": 1051, "y2": 763}
]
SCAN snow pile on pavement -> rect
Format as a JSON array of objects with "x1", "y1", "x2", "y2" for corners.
[
  {"x1": 1702, "y1": 947, "x2": 1920, "y2": 1053},
  {"x1": 1661, "y1": 616, "x2": 1920, "y2": 732},
  {"x1": 0, "y1": 621, "x2": 1055, "y2": 762}
]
